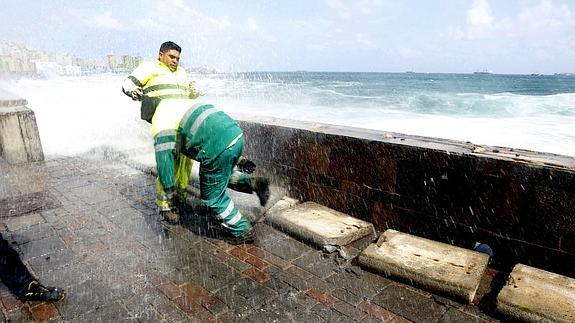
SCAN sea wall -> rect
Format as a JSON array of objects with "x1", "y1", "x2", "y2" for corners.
[{"x1": 236, "y1": 114, "x2": 575, "y2": 276}]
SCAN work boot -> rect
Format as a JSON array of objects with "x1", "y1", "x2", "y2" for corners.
[
  {"x1": 21, "y1": 280, "x2": 65, "y2": 302},
  {"x1": 224, "y1": 227, "x2": 256, "y2": 245},
  {"x1": 172, "y1": 197, "x2": 187, "y2": 214},
  {"x1": 160, "y1": 209, "x2": 180, "y2": 224},
  {"x1": 253, "y1": 177, "x2": 270, "y2": 206}
]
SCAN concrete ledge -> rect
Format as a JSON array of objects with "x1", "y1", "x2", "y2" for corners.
[
  {"x1": 234, "y1": 113, "x2": 575, "y2": 170},
  {"x1": 358, "y1": 229, "x2": 489, "y2": 303},
  {"x1": 266, "y1": 196, "x2": 300, "y2": 218},
  {"x1": 265, "y1": 201, "x2": 375, "y2": 248},
  {"x1": 0, "y1": 89, "x2": 43, "y2": 164},
  {"x1": 496, "y1": 264, "x2": 575, "y2": 322},
  {"x1": 236, "y1": 115, "x2": 575, "y2": 276}
]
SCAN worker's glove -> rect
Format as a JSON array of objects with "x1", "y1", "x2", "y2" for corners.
[
  {"x1": 188, "y1": 81, "x2": 204, "y2": 99},
  {"x1": 128, "y1": 88, "x2": 143, "y2": 101},
  {"x1": 122, "y1": 78, "x2": 143, "y2": 101},
  {"x1": 237, "y1": 156, "x2": 256, "y2": 174}
]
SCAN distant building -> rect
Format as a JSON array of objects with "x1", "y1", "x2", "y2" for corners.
[
  {"x1": 0, "y1": 55, "x2": 35, "y2": 77},
  {"x1": 106, "y1": 54, "x2": 142, "y2": 72},
  {"x1": 107, "y1": 54, "x2": 118, "y2": 71},
  {"x1": 0, "y1": 40, "x2": 148, "y2": 77}
]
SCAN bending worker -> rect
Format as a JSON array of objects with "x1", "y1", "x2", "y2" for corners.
[
  {"x1": 152, "y1": 98, "x2": 270, "y2": 244},
  {"x1": 122, "y1": 41, "x2": 201, "y2": 219}
]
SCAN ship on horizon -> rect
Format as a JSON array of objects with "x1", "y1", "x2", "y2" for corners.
[{"x1": 473, "y1": 69, "x2": 493, "y2": 75}]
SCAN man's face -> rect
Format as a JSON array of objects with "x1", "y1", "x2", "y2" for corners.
[{"x1": 159, "y1": 49, "x2": 181, "y2": 72}]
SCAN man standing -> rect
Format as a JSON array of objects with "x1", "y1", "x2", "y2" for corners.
[
  {"x1": 122, "y1": 41, "x2": 201, "y2": 121},
  {"x1": 0, "y1": 233, "x2": 65, "y2": 302},
  {"x1": 151, "y1": 98, "x2": 269, "y2": 244},
  {"x1": 122, "y1": 41, "x2": 201, "y2": 221}
]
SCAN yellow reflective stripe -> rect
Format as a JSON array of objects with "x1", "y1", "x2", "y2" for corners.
[
  {"x1": 144, "y1": 84, "x2": 189, "y2": 93},
  {"x1": 217, "y1": 200, "x2": 235, "y2": 220},
  {"x1": 155, "y1": 142, "x2": 176, "y2": 152}
]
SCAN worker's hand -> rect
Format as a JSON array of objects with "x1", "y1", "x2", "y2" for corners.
[
  {"x1": 237, "y1": 156, "x2": 256, "y2": 174},
  {"x1": 133, "y1": 88, "x2": 143, "y2": 100},
  {"x1": 128, "y1": 88, "x2": 143, "y2": 101},
  {"x1": 188, "y1": 81, "x2": 204, "y2": 99},
  {"x1": 122, "y1": 78, "x2": 143, "y2": 101}
]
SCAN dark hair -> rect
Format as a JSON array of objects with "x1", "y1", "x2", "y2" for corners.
[{"x1": 159, "y1": 41, "x2": 181, "y2": 54}]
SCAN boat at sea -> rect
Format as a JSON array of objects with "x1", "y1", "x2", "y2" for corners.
[{"x1": 473, "y1": 69, "x2": 492, "y2": 75}]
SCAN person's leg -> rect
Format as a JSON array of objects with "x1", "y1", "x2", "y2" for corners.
[
  {"x1": 200, "y1": 139, "x2": 252, "y2": 240},
  {"x1": 0, "y1": 234, "x2": 34, "y2": 297},
  {"x1": 155, "y1": 176, "x2": 180, "y2": 224},
  {"x1": 174, "y1": 154, "x2": 193, "y2": 204},
  {"x1": 155, "y1": 177, "x2": 171, "y2": 211},
  {"x1": 0, "y1": 234, "x2": 64, "y2": 302},
  {"x1": 155, "y1": 153, "x2": 191, "y2": 224}
]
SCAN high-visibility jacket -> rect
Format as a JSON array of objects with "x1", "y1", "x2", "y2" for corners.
[
  {"x1": 127, "y1": 60, "x2": 190, "y2": 100},
  {"x1": 126, "y1": 60, "x2": 196, "y2": 122},
  {"x1": 152, "y1": 99, "x2": 242, "y2": 191}
]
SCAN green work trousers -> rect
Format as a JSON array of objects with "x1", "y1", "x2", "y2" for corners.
[
  {"x1": 155, "y1": 154, "x2": 193, "y2": 210},
  {"x1": 200, "y1": 137, "x2": 252, "y2": 237}
]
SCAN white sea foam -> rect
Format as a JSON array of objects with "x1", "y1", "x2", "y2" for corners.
[
  {"x1": 1, "y1": 74, "x2": 574, "y2": 158},
  {"x1": 1, "y1": 75, "x2": 151, "y2": 157}
]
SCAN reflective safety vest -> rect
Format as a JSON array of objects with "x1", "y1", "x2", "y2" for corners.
[
  {"x1": 128, "y1": 60, "x2": 190, "y2": 99},
  {"x1": 127, "y1": 60, "x2": 190, "y2": 122}
]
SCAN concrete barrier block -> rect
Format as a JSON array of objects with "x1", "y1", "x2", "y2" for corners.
[
  {"x1": 0, "y1": 90, "x2": 43, "y2": 164},
  {"x1": 265, "y1": 201, "x2": 375, "y2": 248},
  {"x1": 266, "y1": 196, "x2": 300, "y2": 218},
  {"x1": 496, "y1": 264, "x2": 575, "y2": 322},
  {"x1": 358, "y1": 229, "x2": 489, "y2": 303}
]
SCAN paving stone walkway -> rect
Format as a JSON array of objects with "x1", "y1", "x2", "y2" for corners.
[{"x1": 0, "y1": 156, "x2": 500, "y2": 322}]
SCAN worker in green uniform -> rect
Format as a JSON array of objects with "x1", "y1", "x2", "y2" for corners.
[
  {"x1": 152, "y1": 98, "x2": 269, "y2": 244},
  {"x1": 122, "y1": 41, "x2": 201, "y2": 220}
]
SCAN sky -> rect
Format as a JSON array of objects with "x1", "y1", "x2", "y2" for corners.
[{"x1": 1, "y1": 0, "x2": 574, "y2": 74}]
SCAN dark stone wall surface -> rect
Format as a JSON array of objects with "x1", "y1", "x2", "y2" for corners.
[{"x1": 236, "y1": 115, "x2": 575, "y2": 276}]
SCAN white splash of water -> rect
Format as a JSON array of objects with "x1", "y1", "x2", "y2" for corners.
[{"x1": 2, "y1": 74, "x2": 574, "y2": 159}]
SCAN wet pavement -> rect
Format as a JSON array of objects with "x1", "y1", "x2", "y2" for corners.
[{"x1": 0, "y1": 155, "x2": 500, "y2": 322}]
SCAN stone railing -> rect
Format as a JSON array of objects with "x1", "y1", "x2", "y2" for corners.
[
  {"x1": 0, "y1": 89, "x2": 44, "y2": 164},
  {"x1": 236, "y1": 114, "x2": 575, "y2": 277}
]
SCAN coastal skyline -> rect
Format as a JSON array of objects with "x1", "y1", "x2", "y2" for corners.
[{"x1": 1, "y1": 0, "x2": 574, "y2": 74}]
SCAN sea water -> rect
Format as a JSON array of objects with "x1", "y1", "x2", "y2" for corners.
[{"x1": 2, "y1": 72, "x2": 574, "y2": 158}]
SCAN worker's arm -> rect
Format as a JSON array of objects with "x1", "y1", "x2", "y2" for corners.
[
  {"x1": 122, "y1": 62, "x2": 154, "y2": 101},
  {"x1": 122, "y1": 77, "x2": 143, "y2": 100}
]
